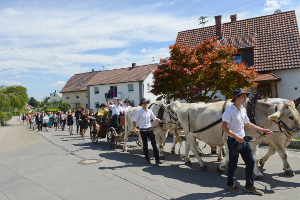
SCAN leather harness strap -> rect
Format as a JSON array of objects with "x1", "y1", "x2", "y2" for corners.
[{"x1": 189, "y1": 101, "x2": 227, "y2": 133}]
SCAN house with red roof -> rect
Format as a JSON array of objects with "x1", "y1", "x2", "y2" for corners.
[
  {"x1": 176, "y1": 10, "x2": 300, "y2": 100},
  {"x1": 60, "y1": 63, "x2": 158, "y2": 110},
  {"x1": 87, "y1": 63, "x2": 157, "y2": 110}
]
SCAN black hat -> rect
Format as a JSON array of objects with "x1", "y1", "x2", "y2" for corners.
[
  {"x1": 100, "y1": 103, "x2": 106, "y2": 107},
  {"x1": 231, "y1": 88, "x2": 250, "y2": 102},
  {"x1": 139, "y1": 98, "x2": 149, "y2": 106},
  {"x1": 124, "y1": 98, "x2": 131, "y2": 103}
]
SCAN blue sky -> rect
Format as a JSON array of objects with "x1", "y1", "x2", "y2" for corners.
[{"x1": 0, "y1": 0, "x2": 299, "y2": 101}]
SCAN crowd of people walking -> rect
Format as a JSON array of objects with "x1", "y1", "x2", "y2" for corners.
[{"x1": 19, "y1": 110, "x2": 77, "y2": 134}]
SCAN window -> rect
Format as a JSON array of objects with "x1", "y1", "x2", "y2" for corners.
[
  {"x1": 66, "y1": 93, "x2": 69, "y2": 99},
  {"x1": 128, "y1": 84, "x2": 134, "y2": 92},
  {"x1": 233, "y1": 54, "x2": 242, "y2": 63},
  {"x1": 79, "y1": 82, "x2": 82, "y2": 86},
  {"x1": 95, "y1": 102, "x2": 99, "y2": 109},
  {"x1": 110, "y1": 85, "x2": 117, "y2": 93},
  {"x1": 147, "y1": 83, "x2": 151, "y2": 93},
  {"x1": 94, "y1": 87, "x2": 99, "y2": 94},
  {"x1": 76, "y1": 93, "x2": 79, "y2": 98},
  {"x1": 86, "y1": 104, "x2": 88, "y2": 109},
  {"x1": 86, "y1": 92, "x2": 88, "y2": 98}
]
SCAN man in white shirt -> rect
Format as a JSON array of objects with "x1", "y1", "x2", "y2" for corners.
[
  {"x1": 122, "y1": 98, "x2": 132, "y2": 112},
  {"x1": 222, "y1": 88, "x2": 272, "y2": 195},
  {"x1": 133, "y1": 98, "x2": 168, "y2": 165},
  {"x1": 107, "y1": 99, "x2": 124, "y2": 127}
]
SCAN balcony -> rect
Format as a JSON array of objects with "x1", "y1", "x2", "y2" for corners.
[{"x1": 105, "y1": 92, "x2": 122, "y2": 100}]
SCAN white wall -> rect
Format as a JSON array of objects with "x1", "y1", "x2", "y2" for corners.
[
  {"x1": 89, "y1": 81, "x2": 141, "y2": 111},
  {"x1": 143, "y1": 71, "x2": 162, "y2": 103},
  {"x1": 273, "y1": 68, "x2": 300, "y2": 100}
]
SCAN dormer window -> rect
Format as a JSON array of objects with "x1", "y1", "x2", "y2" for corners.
[{"x1": 79, "y1": 82, "x2": 82, "y2": 86}]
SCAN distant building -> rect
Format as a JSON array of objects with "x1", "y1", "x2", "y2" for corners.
[
  {"x1": 87, "y1": 63, "x2": 157, "y2": 111},
  {"x1": 49, "y1": 90, "x2": 62, "y2": 102},
  {"x1": 60, "y1": 63, "x2": 159, "y2": 111}
]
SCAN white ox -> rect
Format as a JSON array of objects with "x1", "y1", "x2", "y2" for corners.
[
  {"x1": 167, "y1": 101, "x2": 225, "y2": 160},
  {"x1": 176, "y1": 100, "x2": 300, "y2": 178},
  {"x1": 123, "y1": 102, "x2": 176, "y2": 158}
]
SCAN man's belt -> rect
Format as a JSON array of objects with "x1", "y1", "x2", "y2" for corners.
[{"x1": 140, "y1": 128, "x2": 151, "y2": 131}]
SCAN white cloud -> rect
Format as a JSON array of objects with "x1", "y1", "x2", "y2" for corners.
[
  {"x1": 141, "y1": 48, "x2": 153, "y2": 53},
  {"x1": 4, "y1": 81, "x2": 22, "y2": 85},
  {"x1": 3, "y1": 8, "x2": 23, "y2": 17},
  {"x1": 263, "y1": 0, "x2": 291, "y2": 12},
  {"x1": 54, "y1": 81, "x2": 65, "y2": 86}
]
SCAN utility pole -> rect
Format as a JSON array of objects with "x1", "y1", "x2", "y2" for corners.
[{"x1": 198, "y1": 16, "x2": 208, "y2": 28}]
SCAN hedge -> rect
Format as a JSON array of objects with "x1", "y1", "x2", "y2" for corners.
[{"x1": 46, "y1": 108, "x2": 61, "y2": 113}]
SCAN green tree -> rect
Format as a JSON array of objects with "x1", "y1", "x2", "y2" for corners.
[
  {"x1": 0, "y1": 85, "x2": 28, "y2": 110},
  {"x1": 27, "y1": 97, "x2": 40, "y2": 108},
  {"x1": 40, "y1": 96, "x2": 50, "y2": 107},
  {"x1": 151, "y1": 38, "x2": 258, "y2": 103},
  {"x1": 59, "y1": 102, "x2": 70, "y2": 112}
]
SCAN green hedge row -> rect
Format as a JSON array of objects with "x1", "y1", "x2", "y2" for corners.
[{"x1": 46, "y1": 108, "x2": 62, "y2": 113}]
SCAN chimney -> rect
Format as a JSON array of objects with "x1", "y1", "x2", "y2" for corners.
[
  {"x1": 214, "y1": 15, "x2": 222, "y2": 38},
  {"x1": 92, "y1": 69, "x2": 94, "y2": 72},
  {"x1": 132, "y1": 63, "x2": 136, "y2": 69},
  {"x1": 230, "y1": 14, "x2": 237, "y2": 22},
  {"x1": 55, "y1": 90, "x2": 56, "y2": 93}
]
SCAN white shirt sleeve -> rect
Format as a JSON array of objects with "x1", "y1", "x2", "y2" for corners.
[
  {"x1": 150, "y1": 110, "x2": 157, "y2": 121},
  {"x1": 222, "y1": 109, "x2": 231, "y2": 124}
]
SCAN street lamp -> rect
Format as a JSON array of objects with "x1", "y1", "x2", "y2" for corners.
[{"x1": 0, "y1": 68, "x2": 13, "y2": 73}]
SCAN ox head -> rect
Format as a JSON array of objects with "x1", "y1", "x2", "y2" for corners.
[
  {"x1": 166, "y1": 100, "x2": 182, "y2": 122},
  {"x1": 268, "y1": 101, "x2": 300, "y2": 134}
]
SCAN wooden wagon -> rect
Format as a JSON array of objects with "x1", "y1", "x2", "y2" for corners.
[{"x1": 89, "y1": 116, "x2": 140, "y2": 149}]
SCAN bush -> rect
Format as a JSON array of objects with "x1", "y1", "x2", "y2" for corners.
[
  {"x1": 0, "y1": 111, "x2": 8, "y2": 119},
  {"x1": 46, "y1": 108, "x2": 61, "y2": 113}
]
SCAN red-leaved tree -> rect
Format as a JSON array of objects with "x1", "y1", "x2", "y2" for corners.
[{"x1": 151, "y1": 37, "x2": 258, "y2": 102}]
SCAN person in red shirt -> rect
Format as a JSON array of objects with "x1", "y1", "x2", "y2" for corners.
[{"x1": 29, "y1": 115, "x2": 32, "y2": 129}]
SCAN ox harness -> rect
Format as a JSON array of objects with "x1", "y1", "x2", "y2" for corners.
[
  {"x1": 247, "y1": 98, "x2": 300, "y2": 142},
  {"x1": 147, "y1": 103, "x2": 178, "y2": 131},
  {"x1": 187, "y1": 101, "x2": 227, "y2": 133}
]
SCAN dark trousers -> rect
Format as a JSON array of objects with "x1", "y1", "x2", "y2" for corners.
[
  {"x1": 140, "y1": 128, "x2": 159, "y2": 161},
  {"x1": 77, "y1": 120, "x2": 82, "y2": 134},
  {"x1": 61, "y1": 120, "x2": 66, "y2": 131},
  {"x1": 37, "y1": 121, "x2": 43, "y2": 131},
  {"x1": 227, "y1": 137, "x2": 255, "y2": 188},
  {"x1": 112, "y1": 114, "x2": 120, "y2": 128}
]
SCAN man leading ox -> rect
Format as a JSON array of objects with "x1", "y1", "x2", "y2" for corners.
[{"x1": 222, "y1": 88, "x2": 272, "y2": 195}]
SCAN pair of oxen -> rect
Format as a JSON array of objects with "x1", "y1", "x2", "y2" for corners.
[{"x1": 123, "y1": 96, "x2": 300, "y2": 179}]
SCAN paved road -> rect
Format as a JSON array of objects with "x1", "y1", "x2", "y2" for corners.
[{"x1": 1, "y1": 117, "x2": 300, "y2": 200}]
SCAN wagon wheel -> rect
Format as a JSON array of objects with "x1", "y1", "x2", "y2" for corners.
[
  {"x1": 107, "y1": 127, "x2": 118, "y2": 149},
  {"x1": 90, "y1": 121, "x2": 98, "y2": 144},
  {"x1": 134, "y1": 133, "x2": 141, "y2": 147}
]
